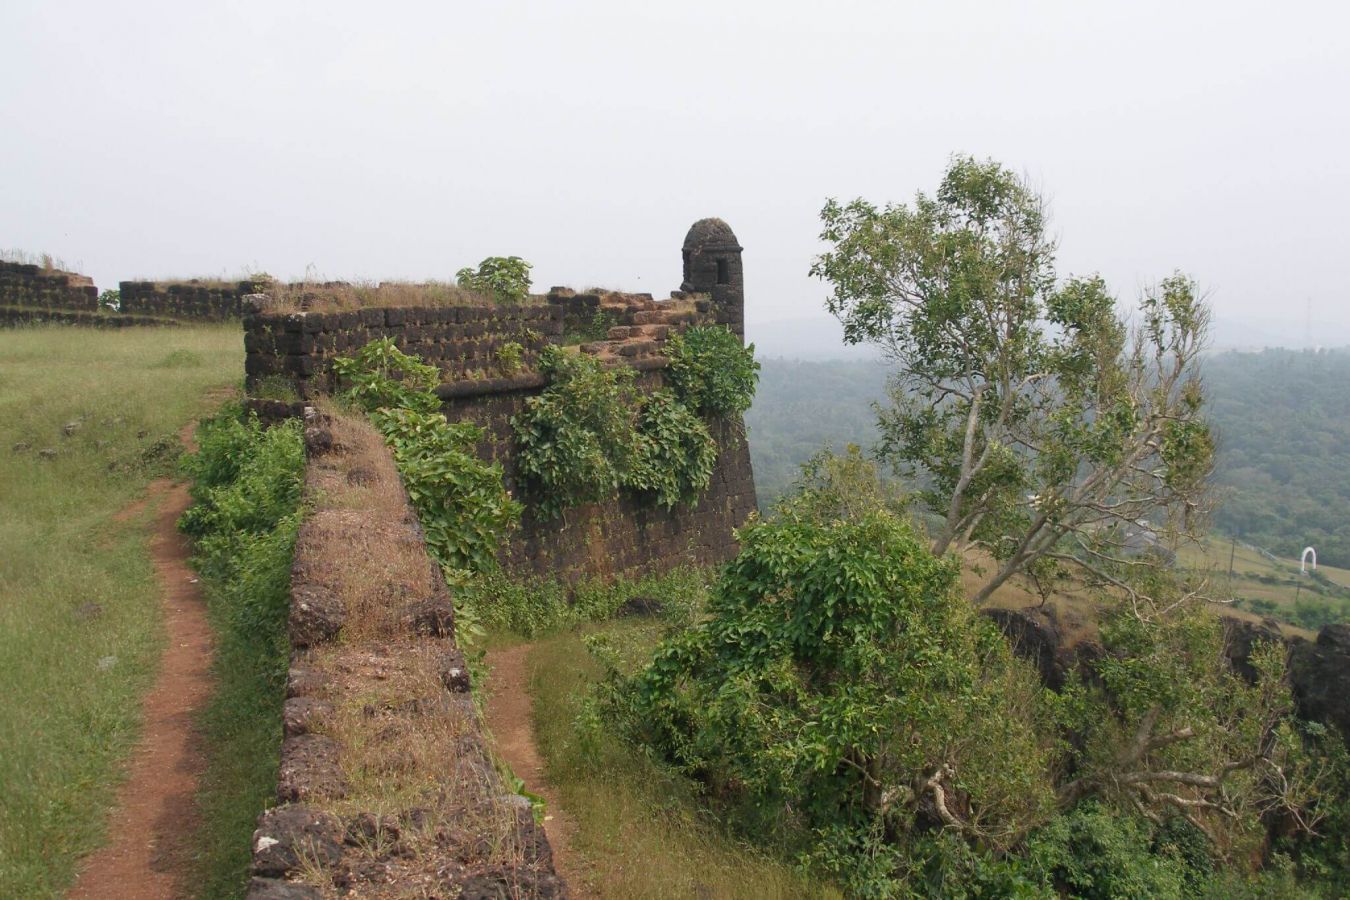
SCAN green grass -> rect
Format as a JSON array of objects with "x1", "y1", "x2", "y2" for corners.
[
  {"x1": 0, "y1": 324, "x2": 242, "y2": 898},
  {"x1": 177, "y1": 408, "x2": 304, "y2": 899},
  {"x1": 1178, "y1": 535, "x2": 1350, "y2": 630},
  {"x1": 526, "y1": 620, "x2": 839, "y2": 899}
]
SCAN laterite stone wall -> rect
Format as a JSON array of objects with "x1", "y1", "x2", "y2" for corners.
[
  {"x1": 0, "y1": 261, "x2": 98, "y2": 311},
  {"x1": 242, "y1": 218, "x2": 758, "y2": 583},
  {"x1": 244, "y1": 303, "x2": 564, "y2": 398},
  {"x1": 119, "y1": 279, "x2": 255, "y2": 321}
]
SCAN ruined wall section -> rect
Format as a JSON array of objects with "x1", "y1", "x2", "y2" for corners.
[
  {"x1": 119, "y1": 279, "x2": 256, "y2": 321},
  {"x1": 248, "y1": 414, "x2": 565, "y2": 898},
  {"x1": 0, "y1": 261, "x2": 98, "y2": 311},
  {"x1": 245, "y1": 304, "x2": 564, "y2": 398},
  {"x1": 243, "y1": 219, "x2": 757, "y2": 583}
]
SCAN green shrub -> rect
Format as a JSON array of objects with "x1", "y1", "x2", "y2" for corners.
[
  {"x1": 666, "y1": 325, "x2": 760, "y2": 418},
  {"x1": 513, "y1": 346, "x2": 641, "y2": 518},
  {"x1": 455, "y1": 256, "x2": 533, "y2": 303},
  {"x1": 179, "y1": 406, "x2": 304, "y2": 543},
  {"x1": 626, "y1": 390, "x2": 717, "y2": 509},
  {"x1": 330, "y1": 337, "x2": 440, "y2": 413},
  {"x1": 177, "y1": 404, "x2": 304, "y2": 897},
  {"x1": 332, "y1": 339, "x2": 520, "y2": 573},
  {"x1": 611, "y1": 503, "x2": 1056, "y2": 859},
  {"x1": 1023, "y1": 803, "x2": 1189, "y2": 899},
  {"x1": 372, "y1": 407, "x2": 520, "y2": 572}
]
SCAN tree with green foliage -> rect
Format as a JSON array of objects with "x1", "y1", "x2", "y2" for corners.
[
  {"x1": 605, "y1": 449, "x2": 1330, "y2": 894},
  {"x1": 811, "y1": 156, "x2": 1215, "y2": 614},
  {"x1": 1055, "y1": 602, "x2": 1323, "y2": 861},
  {"x1": 455, "y1": 255, "x2": 533, "y2": 303},
  {"x1": 614, "y1": 453, "x2": 1059, "y2": 861}
]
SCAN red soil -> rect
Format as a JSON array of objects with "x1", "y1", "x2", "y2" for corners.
[{"x1": 67, "y1": 476, "x2": 213, "y2": 900}]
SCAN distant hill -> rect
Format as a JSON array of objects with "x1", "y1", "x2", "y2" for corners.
[
  {"x1": 746, "y1": 358, "x2": 889, "y2": 506},
  {"x1": 744, "y1": 315, "x2": 880, "y2": 361},
  {"x1": 748, "y1": 349, "x2": 1350, "y2": 574},
  {"x1": 1205, "y1": 348, "x2": 1350, "y2": 568}
]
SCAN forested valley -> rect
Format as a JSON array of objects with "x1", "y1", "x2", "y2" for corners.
[{"x1": 748, "y1": 347, "x2": 1350, "y2": 588}]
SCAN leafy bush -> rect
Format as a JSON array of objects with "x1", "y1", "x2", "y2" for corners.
[
  {"x1": 372, "y1": 407, "x2": 521, "y2": 572},
  {"x1": 97, "y1": 288, "x2": 120, "y2": 311},
  {"x1": 331, "y1": 337, "x2": 440, "y2": 413},
  {"x1": 179, "y1": 406, "x2": 305, "y2": 544},
  {"x1": 455, "y1": 256, "x2": 533, "y2": 303},
  {"x1": 513, "y1": 346, "x2": 641, "y2": 518},
  {"x1": 611, "y1": 501, "x2": 1057, "y2": 857},
  {"x1": 333, "y1": 340, "x2": 519, "y2": 573},
  {"x1": 177, "y1": 404, "x2": 305, "y2": 897},
  {"x1": 626, "y1": 391, "x2": 717, "y2": 509},
  {"x1": 666, "y1": 325, "x2": 760, "y2": 418},
  {"x1": 1023, "y1": 803, "x2": 1189, "y2": 899}
]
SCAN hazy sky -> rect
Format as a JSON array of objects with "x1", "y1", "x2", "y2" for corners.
[{"x1": 4, "y1": 1, "x2": 1348, "y2": 350}]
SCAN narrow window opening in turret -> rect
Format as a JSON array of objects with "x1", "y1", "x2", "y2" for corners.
[{"x1": 716, "y1": 258, "x2": 729, "y2": 285}]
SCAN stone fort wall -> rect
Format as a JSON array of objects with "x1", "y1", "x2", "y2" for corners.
[
  {"x1": 119, "y1": 279, "x2": 257, "y2": 321},
  {"x1": 0, "y1": 260, "x2": 98, "y2": 310},
  {"x1": 243, "y1": 219, "x2": 757, "y2": 583}
]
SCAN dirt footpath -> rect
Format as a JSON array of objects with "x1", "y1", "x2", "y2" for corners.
[
  {"x1": 68, "y1": 478, "x2": 213, "y2": 900},
  {"x1": 484, "y1": 644, "x2": 591, "y2": 898}
]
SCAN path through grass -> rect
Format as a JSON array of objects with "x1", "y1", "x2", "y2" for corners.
[{"x1": 0, "y1": 324, "x2": 241, "y2": 897}]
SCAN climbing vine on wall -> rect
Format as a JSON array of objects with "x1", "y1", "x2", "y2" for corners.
[
  {"x1": 332, "y1": 338, "x2": 520, "y2": 572},
  {"x1": 513, "y1": 330, "x2": 757, "y2": 518},
  {"x1": 512, "y1": 346, "x2": 641, "y2": 519},
  {"x1": 627, "y1": 391, "x2": 717, "y2": 509}
]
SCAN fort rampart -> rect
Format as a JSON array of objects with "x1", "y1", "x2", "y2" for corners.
[{"x1": 244, "y1": 219, "x2": 758, "y2": 583}]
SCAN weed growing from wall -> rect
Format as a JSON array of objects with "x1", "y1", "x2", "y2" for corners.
[
  {"x1": 561, "y1": 308, "x2": 618, "y2": 346},
  {"x1": 513, "y1": 340, "x2": 749, "y2": 518},
  {"x1": 495, "y1": 340, "x2": 524, "y2": 376},
  {"x1": 627, "y1": 391, "x2": 716, "y2": 509},
  {"x1": 372, "y1": 407, "x2": 522, "y2": 572},
  {"x1": 333, "y1": 338, "x2": 520, "y2": 572},
  {"x1": 455, "y1": 256, "x2": 533, "y2": 304},
  {"x1": 331, "y1": 337, "x2": 441, "y2": 413}
]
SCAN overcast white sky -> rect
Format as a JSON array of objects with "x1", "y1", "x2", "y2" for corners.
[{"x1": 3, "y1": 1, "x2": 1347, "y2": 351}]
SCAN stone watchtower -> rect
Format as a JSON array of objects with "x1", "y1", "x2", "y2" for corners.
[{"x1": 680, "y1": 218, "x2": 744, "y2": 339}]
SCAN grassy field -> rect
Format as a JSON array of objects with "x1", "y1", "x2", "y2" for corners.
[
  {"x1": 526, "y1": 620, "x2": 839, "y2": 899},
  {"x1": 0, "y1": 324, "x2": 241, "y2": 897},
  {"x1": 1177, "y1": 534, "x2": 1350, "y2": 629}
]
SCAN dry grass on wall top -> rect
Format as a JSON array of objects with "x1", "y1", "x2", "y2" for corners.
[
  {"x1": 301, "y1": 408, "x2": 437, "y2": 641},
  {"x1": 274, "y1": 407, "x2": 557, "y2": 895},
  {"x1": 0, "y1": 248, "x2": 83, "y2": 277},
  {"x1": 254, "y1": 281, "x2": 519, "y2": 314}
]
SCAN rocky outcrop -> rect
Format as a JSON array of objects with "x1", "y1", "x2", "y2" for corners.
[
  {"x1": 1289, "y1": 624, "x2": 1350, "y2": 743},
  {"x1": 987, "y1": 607, "x2": 1350, "y2": 745}
]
